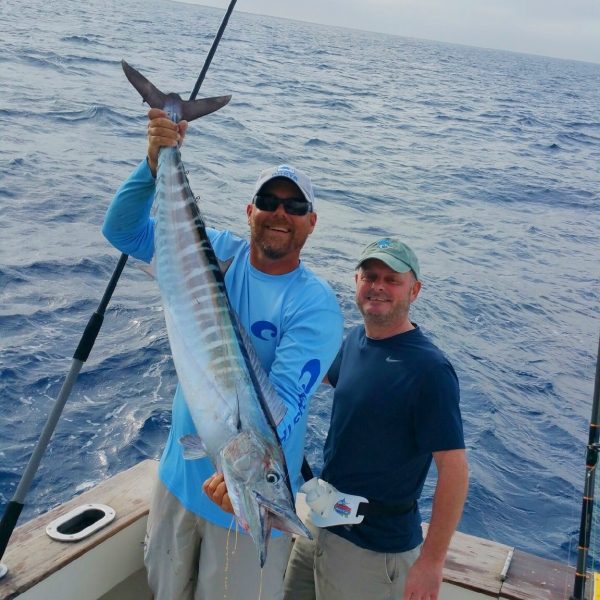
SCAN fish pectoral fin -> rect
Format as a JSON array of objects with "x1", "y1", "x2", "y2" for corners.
[
  {"x1": 179, "y1": 434, "x2": 208, "y2": 460},
  {"x1": 253, "y1": 492, "x2": 312, "y2": 539}
]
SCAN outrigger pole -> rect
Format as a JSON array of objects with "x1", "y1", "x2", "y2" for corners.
[
  {"x1": 571, "y1": 333, "x2": 600, "y2": 600},
  {"x1": 0, "y1": 0, "x2": 238, "y2": 574}
]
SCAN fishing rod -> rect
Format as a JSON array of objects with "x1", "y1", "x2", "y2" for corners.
[
  {"x1": 571, "y1": 333, "x2": 600, "y2": 600},
  {"x1": 0, "y1": 0, "x2": 239, "y2": 574}
]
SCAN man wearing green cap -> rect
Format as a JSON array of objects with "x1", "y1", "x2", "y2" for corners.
[{"x1": 284, "y1": 238, "x2": 468, "y2": 600}]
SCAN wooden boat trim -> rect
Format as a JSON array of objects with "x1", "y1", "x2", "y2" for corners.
[{"x1": 0, "y1": 460, "x2": 156, "y2": 599}]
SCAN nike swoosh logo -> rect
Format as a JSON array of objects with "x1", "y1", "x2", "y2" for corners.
[{"x1": 386, "y1": 356, "x2": 401, "y2": 363}]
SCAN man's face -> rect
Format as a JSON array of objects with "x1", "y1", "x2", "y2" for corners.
[
  {"x1": 247, "y1": 178, "x2": 316, "y2": 260},
  {"x1": 355, "y1": 259, "x2": 420, "y2": 327}
]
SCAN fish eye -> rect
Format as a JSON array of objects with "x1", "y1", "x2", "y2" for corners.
[{"x1": 266, "y1": 471, "x2": 281, "y2": 484}]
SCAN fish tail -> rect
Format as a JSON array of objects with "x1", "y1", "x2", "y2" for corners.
[{"x1": 121, "y1": 60, "x2": 231, "y2": 122}]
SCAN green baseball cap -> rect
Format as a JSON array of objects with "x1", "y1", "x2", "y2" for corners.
[{"x1": 356, "y1": 238, "x2": 420, "y2": 280}]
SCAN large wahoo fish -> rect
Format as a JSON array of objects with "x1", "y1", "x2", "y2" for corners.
[{"x1": 121, "y1": 61, "x2": 311, "y2": 565}]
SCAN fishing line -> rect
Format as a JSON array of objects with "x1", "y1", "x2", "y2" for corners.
[
  {"x1": 0, "y1": 0, "x2": 239, "y2": 576},
  {"x1": 224, "y1": 514, "x2": 237, "y2": 599},
  {"x1": 234, "y1": 521, "x2": 239, "y2": 554},
  {"x1": 258, "y1": 567, "x2": 264, "y2": 600}
]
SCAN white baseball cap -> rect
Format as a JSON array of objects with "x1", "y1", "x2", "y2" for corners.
[{"x1": 253, "y1": 164, "x2": 315, "y2": 205}]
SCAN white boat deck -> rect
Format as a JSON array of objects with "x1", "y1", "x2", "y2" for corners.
[{"x1": 0, "y1": 460, "x2": 576, "y2": 599}]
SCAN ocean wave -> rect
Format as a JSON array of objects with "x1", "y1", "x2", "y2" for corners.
[
  {"x1": 43, "y1": 104, "x2": 129, "y2": 125},
  {"x1": 61, "y1": 34, "x2": 110, "y2": 48}
]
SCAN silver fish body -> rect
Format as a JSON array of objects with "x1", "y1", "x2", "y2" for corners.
[
  {"x1": 154, "y1": 145, "x2": 310, "y2": 565},
  {"x1": 120, "y1": 59, "x2": 311, "y2": 565}
]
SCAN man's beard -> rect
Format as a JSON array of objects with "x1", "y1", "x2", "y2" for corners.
[
  {"x1": 251, "y1": 221, "x2": 304, "y2": 259},
  {"x1": 259, "y1": 241, "x2": 288, "y2": 260},
  {"x1": 357, "y1": 296, "x2": 410, "y2": 328}
]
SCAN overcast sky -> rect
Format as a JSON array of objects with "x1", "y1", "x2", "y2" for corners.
[{"x1": 182, "y1": 0, "x2": 600, "y2": 64}]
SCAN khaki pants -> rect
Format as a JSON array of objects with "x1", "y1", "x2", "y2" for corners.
[
  {"x1": 284, "y1": 519, "x2": 421, "y2": 600},
  {"x1": 144, "y1": 479, "x2": 293, "y2": 600}
]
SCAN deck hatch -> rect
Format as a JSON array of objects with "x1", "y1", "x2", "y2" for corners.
[{"x1": 46, "y1": 503, "x2": 116, "y2": 542}]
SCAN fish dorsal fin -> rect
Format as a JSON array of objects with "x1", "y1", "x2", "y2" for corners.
[
  {"x1": 179, "y1": 434, "x2": 208, "y2": 460},
  {"x1": 234, "y1": 315, "x2": 287, "y2": 426}
]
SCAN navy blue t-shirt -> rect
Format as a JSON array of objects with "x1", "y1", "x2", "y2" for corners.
[{"x1": 322, "y1": 324, "x2": 464, "y2": 553}]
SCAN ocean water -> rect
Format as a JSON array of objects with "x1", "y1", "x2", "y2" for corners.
[{"x1": 1, "y1": 0, "x2": 599, "y2": 574}]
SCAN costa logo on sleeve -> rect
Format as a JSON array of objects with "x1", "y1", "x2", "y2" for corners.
[
  {"x1": 251, "y1": 320, "x2": 278, "y2": 340},
  {"x1": 299, "y1": 359, "x2": 320, "y2": 395}
]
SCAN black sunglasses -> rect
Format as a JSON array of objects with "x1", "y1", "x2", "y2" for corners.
[{"x1": 253, "y1": 193, "x2": 313, "y2": 216}]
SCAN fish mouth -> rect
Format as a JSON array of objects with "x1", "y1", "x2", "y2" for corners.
[
  {"x1": 238, "y1": 488, "x2": 312, "y2": 568},
  {"x1": 254, "y1": 491, "x2": 312, "y2": 538}
]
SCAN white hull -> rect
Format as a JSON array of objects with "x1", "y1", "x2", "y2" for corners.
[{"x1": 0, "y1": 461, "x2": 574, "y2": 599}]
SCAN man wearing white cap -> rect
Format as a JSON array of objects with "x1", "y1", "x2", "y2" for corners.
[
  {"x1": 283, "y1": 238, "x2": 468, "y2": 600},
  {"x1": 102, "y1": 108, "x2": 343, "y2": 600}
]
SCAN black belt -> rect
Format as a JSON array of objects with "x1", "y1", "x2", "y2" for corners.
[
  {"x1": 301, "y1": 458, "x2": 416, "y2": 519},
  {"x1": 357, "y1": 499, "x2": 416, "y2": 518}
]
